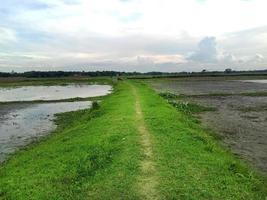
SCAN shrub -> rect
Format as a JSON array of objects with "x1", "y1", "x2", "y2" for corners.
[{"x1": 92, "y1": 101, "x2": 100, "y2": 110}]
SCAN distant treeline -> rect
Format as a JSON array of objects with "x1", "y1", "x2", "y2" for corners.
[
  {"x1": 0, "y1": 69, "x2": 267, "y2": 78},
  {"x1": 129, "y1": 69, "x2": 267, "y2": 79},
  {"x1": 0, "y1": 71, "x2": 141, "y2": 78}
]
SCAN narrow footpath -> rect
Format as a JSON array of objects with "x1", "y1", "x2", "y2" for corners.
[{"x1": 132, "y1": 85, "x2": 159, "y2": 200}]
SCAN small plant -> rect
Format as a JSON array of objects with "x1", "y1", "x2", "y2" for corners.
[
  {"x1": 160, "y1": 92, "x2": 216, "y2": 115},
  {"x1": 159, "y1": 92, "x2": 180, "y2": 99},
  {"x1": 92, "y1": 101, "x2": 100, "y2": 109},
  {"x1": 76, "y1": 146, "x2": 114, "y2": 179}
]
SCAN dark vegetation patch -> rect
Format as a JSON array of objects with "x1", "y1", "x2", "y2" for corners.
[
  {"x1": 241, "y1": 92, "x2": 267, "y2": 97},
  {"x1": 159, "y1": 92, "x2": 181, "y2": 99},
  {"x1": 76, "y1": 145, "x2": 118, "y2": 179},
  {"x1": 159, "y1": 92, "x2": 216, "y2": 115},
  {"x1": 91, "y1": 101, "x2": 100, "y2": 109}
]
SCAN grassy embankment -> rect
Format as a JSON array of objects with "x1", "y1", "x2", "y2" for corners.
[{"x1": 0, "y1": 80, "x2": 266, "y2": 199}]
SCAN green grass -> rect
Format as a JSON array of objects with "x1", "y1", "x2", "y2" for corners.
[
  {"x1": 159, "y1": 92, "x2": 216, "y2": 115},
  {"x1": 0, "y1": 82, "x2": 141, "y2": 199},
  {"x1": 241, "y1": 92, "x2": 267, "y2": 97},
  {"x1": 0, "y1": 80, "x2": 266, "y2": 199},
  {"x1": 135, "y1": 81, "x2": 267, "y2": 199}
]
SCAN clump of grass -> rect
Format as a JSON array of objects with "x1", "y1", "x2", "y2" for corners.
[
  {"x1": 241, "y1": 92, "x2": 267, "y2": 97},
  {"x1": 92, "y1": 101, "x2": 100, "y2": 109},
  {"x1": 159, "y1": 92, "x2": 188, "y2": 99},
  {"x1": 159, "y1": 92, "x2": 180, "y2": 99},
  {"x1": 160, "y1": 92, "x2": 216, "y2": 115},
  {"x1": 76, "y1": 145, "x2": 117, "y2": 179}
]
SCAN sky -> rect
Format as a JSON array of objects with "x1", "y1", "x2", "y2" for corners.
[{"x1": 0, "y1": 0, "x2": 267, "y2": 72}]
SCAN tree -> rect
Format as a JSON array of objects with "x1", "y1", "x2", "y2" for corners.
[{"x1": 224, "y1": 68, "x2": 232, "y2": 73}]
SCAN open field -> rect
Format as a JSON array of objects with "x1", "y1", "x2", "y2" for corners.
[
  {"x1": 0, "y1": 79, "x2": 266, "y2": 199},
  {"x1": 149, "y1": 76, "x2": 267, "y2": 95},
  {"x1": 148, "y1": 76, "x2": 267, "y2": 174}
]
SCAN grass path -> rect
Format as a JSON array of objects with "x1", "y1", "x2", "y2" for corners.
[
  {"x1": 133, "y1": 81, "x2": 267, "y2": 199},
  {"x1": 0, "y1": 82, "x2": 141, "y2": 199},
  {"x1": 0, "y1": 80, "x2": 267, "y2": 199},
  {"x1": 132, "y1": 85, "x2": 159, "y2": 200}
]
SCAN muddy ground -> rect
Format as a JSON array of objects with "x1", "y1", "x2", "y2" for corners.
[
  {"x1": 150, "y1": 78, "x2": 267, "y2": 174},
  {"x1": 151, "y1": 78, "x2": 267, "y2": 95}
]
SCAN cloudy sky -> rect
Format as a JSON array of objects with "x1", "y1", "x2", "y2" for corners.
[{"x1": 0, "y1": 0, "x2": 267, "y2": 72}]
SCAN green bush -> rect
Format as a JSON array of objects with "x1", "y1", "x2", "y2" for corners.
[{"x1": 92, "y1": 101, "x2": 100, "y2": 109}]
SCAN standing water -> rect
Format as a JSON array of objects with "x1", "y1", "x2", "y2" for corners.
[
  {"x1": 0, "y1": 84, "x2": 112, "y2": 162},
  {"x1": 0, "y1": 84, "x2": 112, "y2": 102},
  {"x1": 240, "y1": 80, "x2": 267, "y2": 84}
]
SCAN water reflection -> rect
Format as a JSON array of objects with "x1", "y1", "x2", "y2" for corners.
[
  {"x1": 0, "y1": 101, "x2": 91, "y2": 162},
  {"x1": 0, "y1": 84, "x2": 112, "y2": 102},
  {"x1": 241, "y1": 80, "x2": 267, "y2": 84}
]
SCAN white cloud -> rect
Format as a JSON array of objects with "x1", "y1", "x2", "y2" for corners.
[
  {"x1": 0, "y1": 0, "x2": 267, "y2": 72},
  {"x1": 246, "y1": 54, "x2": 266, "y2": 64},
  {"x1": 0, "y1": 27, "x2": 17, "y2": 44},
  {"x1": 219, "y1": 52, "x2": 237, "y2": 63},
  {"x1": 189, "y1": 37, "x2": 218, "y2": 63}
]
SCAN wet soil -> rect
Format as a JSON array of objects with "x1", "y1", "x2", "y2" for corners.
[
  {"x1": 151, "y1": 79, "x2": 267, "y2": 95},
  {"x1": 150, "y1": 78, "x2": 267, "y2": 174}
]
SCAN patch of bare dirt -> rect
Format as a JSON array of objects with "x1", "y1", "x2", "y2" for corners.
[
  {"x1": 150, "y1": 79, "x2": 267, "y2": 174},
  {"x1": 132, "y1": 86, "x2": 159, "y2": 200}
]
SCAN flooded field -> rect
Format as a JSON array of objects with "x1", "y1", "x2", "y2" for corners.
[
  {"x1": 0, "y1": 84, "x2": 112, "y2": 102},
  {"x1": 150, "y1": 78, "x2": 267, "y2": 174},
  {"x1": 151, "y1": 79, "x2": 267, "y2": 95},
  {"x1": 0, "y1": 101, "x2": 91, "y2": 162},
  {"x1": 241, "y1": 80, "x2": 267, "y2": 84},
  {"x1": 0, "y1": 84, "x2": 112, "y2": 162}
]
